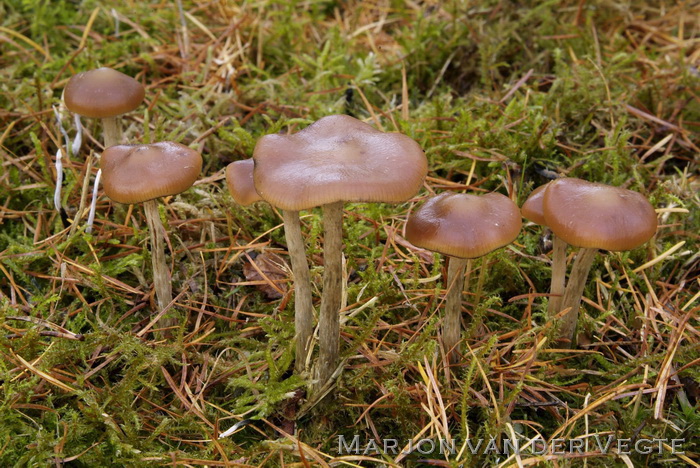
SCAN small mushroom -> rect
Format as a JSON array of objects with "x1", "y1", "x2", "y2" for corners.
[
  {"x1": 225, "y1": 159, "x2": 262, "y2": 206},
  {"x1": 226, "y1": 159, "x2": 313, "y2": 375},
  {"x1": 101, "y1": 142, "x2": 202, "y2": 320},
  {"x1": 405, "y1": 192, "x2": 522, "y2": 361},
  {"x1": 254, "y1": 114, "x2": 427, "y2": 388},
  {"x1": 64, "y1": 67, "x2": 145, "y2": 147},
  {"x1": 522, "y1": 182, "x2": 568, "y2": 318},
  {"x1": 542, "y1": 178, "x2": 657, "y2": 345}
]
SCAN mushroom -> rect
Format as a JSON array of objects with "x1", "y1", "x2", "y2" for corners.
[
  {"x1": 63, "y1": 67, "x2": 145, "y2": 147},
  {"x1": 542, "y1": 178, "x2": 657, "y2": 345},
  {"x1": 405, "y1": 192, "x2": 522, "y2": 361},
  {"x1": 521, "y1": 182, "x2": 568, "y2": 318},
  {"x1": 225, "y1": 159, "x2": 262, "y2": 206},
  {"x1": 253, "y1": 114, "x2": 427, "y2": 388},
  {"x1": 101, "y1": 142, "x2": 202, "y2": 320},
  {"x1": 226, "y1": 159, "x2": 314, "y2": 375},
  {"x1": 63, "y1": 67, "x2": 145, "y2": 233}
]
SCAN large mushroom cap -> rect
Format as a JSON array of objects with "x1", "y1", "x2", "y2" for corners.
[
  {"x1": 102, "y1": 142, "x2": 202, "y2": 204},
  {"x1": 521, "y1": 183, "x2": 549, "y2": 225},
  {"x1": 543, "y1": 178, "x2": 657, "y2": 251},
  {"x1": 405, "y1": 192, "x2": 522, "y2": 259},
  {"x1": 253, "y1": 114, "x2": 427, "y2": 211},
  {"x1": 226, "y1": 159, "x2": 261, "y2": 206},
  {"x1": 64, "y1": 67, "x2": 145, "y2": 118}
]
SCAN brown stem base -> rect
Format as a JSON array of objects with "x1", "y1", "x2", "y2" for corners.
[
  {"x1": 557, "y1": 247, "x2": 597, "y2": 347},
  {"x1": 315, "y1": 201, "x2": 343, "y2": 391},
  {"x1": 282, "y1": 210, "x2": 314, "y2": 375}
]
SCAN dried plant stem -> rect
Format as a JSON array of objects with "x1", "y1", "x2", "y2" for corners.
[
  {"x1": 547, "y1": 235, "x2": 567, "y2": 317},
  {"x1": 281, "y1": 209, "x2": 314, "y2": 375},
  {"x1": 315, "y1": 201, "x2": 343, "y2": 390},
  {"x1": 557, "y1": 247, "x2": 597, "y2": 346},
  {"x1": 101, "y1": 117, "x2": 121, "y2": 147},
  {"x1": 144, "y1": 199, "x2": 174, "y2": 325},
  {"x1": 443, "y1": 256, "x2": 469, "y2": 361}
]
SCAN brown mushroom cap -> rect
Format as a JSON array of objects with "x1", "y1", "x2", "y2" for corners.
[
  {"x1": 102, "y1": 142, "x2": 202, "y2": 204},
  {"x1": 226, "y1": 159, "x2": 261, "y2": 206},
  {"x1": 405, "y1": 192, "x2": 522, "y2": 259},
  {"x1": 543, "y1": 178, "x2": 657, "y2": 251},
  {"x1": 252, "y1": 114, "x2": 427, "y2": 211},
  {"x1": 64, "y1": 67, "x2": 145, "y2": 118},
  {"x1": 521, "y1": 183, "x2": 549, "y2": 225}
]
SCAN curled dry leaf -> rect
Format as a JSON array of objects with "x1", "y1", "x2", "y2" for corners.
[{"x1": 243, "y1": 252, "x2": 289, "y2": 299}]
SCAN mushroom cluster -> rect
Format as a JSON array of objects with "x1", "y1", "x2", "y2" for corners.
[
  {"x1": 59, "y1": 66, "x2": 659, "y2": 397},
  {"x1": 62, "y1": 67, "x2": 146, "y2": 233},
  {"x1": 252, "y1": 115, "x2": 427, "y2": 387},
  {"x1": 523, "y1": 178, "x2": 657, "y2": 346}
]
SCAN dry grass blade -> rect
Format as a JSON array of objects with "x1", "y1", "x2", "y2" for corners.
[
  {"x1": 653, "y1": 308, "x2": 692, "y2": 419},
  {"x1": 11, "y1": 351, "x2": 76, "y2": 393}
]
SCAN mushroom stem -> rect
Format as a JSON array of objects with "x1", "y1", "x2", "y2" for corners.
[
  {"x1": 443, "y1": 256, "x2": 469, "y2": 361},
  {"x1": 281, "y1": 209, "x2": 314, "y2": 375},
  {"x1": 143, "y1": 199, "x2": 173, "y2": 320},
  {"x1": 101, "y1": 117, "x2": 121, "y2": 147},
  {"x1": 557, "y1": 247, "x2": 597, "y2": 346},
  {"x1": 547, "y1": 234, "x2": 567, "y2": 317},
  {"x1": 315, "y1": 201, "x2": 344, "y2": 389}
]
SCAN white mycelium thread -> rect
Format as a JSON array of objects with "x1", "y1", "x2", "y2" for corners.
[
  {"x1": 53, "y1": 106, "x2": 70, "y2": 212},
  {"x1": 71, "y1": 114, "x2": 82, "y2": 156},
  {"x1": 52, "y1": 109, "x2": 82, "y2": 212},
  {"x1": 53, "y1": 149, "x2": 63, "y2": 211},
  {"x1": 53, "y1": 106, "x2": 71, "y2": 150},
  {"x1": 86, "y1": 168, "x2": 102, "y2": 234}
]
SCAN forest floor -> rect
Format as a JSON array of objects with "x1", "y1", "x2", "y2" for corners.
[{"x1": 0, "y1": 0, "x2": 698, "y2": 466}]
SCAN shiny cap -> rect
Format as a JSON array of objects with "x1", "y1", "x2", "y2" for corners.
[
  {"x1": 521, "y1": 183, "x2": 548, "y2": 225},
  {"x1": 226, "y1": 159, "x2": 262, "y2": 206},
  {"x1": 64, "y1": 67, "x2": 145, "y2": 118},
  {"x1": 405, "y1": 192, "x2": 522, "y2": 259},
  {"x1": 543, "y1": 178, "x2": 657, "y2": 251},
  {"x1": 102, "y1": 142, "x2": 202, "y2": 204},
  {"x1": 253, "y1": 114, "x2": 427, "y2": 211}
]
